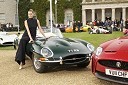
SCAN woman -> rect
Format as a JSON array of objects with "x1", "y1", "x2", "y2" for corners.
[{"x1": 15, "y1": 9, "x2": 46, "y2": 69}]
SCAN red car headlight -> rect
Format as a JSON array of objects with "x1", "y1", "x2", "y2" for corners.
[{"x1": 95, "y1": 47, "x2": 103, "y2": 56}]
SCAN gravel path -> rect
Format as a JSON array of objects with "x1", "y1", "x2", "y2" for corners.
[{"x1": 0, "y1": 50, "x2": 121, "y2": 85}]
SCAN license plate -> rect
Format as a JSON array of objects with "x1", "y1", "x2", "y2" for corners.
[{"x1": 105, "y1": 69, "x2": 128, "y2": 78}]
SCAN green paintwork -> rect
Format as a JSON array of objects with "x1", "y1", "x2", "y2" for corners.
[{"x1": 30, "y1": 37, "x2": 92, "y2": 59}]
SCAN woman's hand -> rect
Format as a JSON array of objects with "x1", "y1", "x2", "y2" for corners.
[{"x1": 29, "y1": 39, "x2": 34, "y2": 43}]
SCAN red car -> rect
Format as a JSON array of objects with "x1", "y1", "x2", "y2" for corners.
[{"x1": 92, "y1": 35, "x2": 128, "y2": 84}]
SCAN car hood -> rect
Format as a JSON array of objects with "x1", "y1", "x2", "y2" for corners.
[
  {"x1": 0, "y1": 34, "x2": 17, "y2": 43},
  {"x1": 103, "y1": 36, "x2": 128, "y2": 52},
  {"x1": 35, "y1": 37, "x2": 91, "y2": 58}
]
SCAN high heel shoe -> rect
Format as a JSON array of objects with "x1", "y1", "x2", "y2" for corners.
[{"x1": 19, "y1": 64, "x2": 23, "y2": 69}]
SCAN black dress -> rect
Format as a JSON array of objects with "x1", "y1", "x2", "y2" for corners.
[{"x1": 15, "y1": 18, "x2": 38, "y2": 65}]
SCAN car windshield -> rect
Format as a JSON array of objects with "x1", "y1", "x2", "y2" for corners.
[{"x1": 36, "y1": 27, "x2": 63, "y2": 38}]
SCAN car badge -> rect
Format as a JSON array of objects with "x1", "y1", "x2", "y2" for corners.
[
  {"x1": 116, "y1": 62, "x2": 121, "y2": 68},
  {"x1": 72, "y1": 58, "x2": 76, "y2": 60},
  {"x1": 68, "y1": 49, "x2": 79, "y2": 53}
]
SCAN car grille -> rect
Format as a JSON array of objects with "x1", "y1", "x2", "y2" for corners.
[
  {"x1": 98, "y1": 60, "x2": 128, "y2": 70},
  {"x1": 62, "y1": 54, "x2": 89, "y2": 65},
  {"x1": 96, "y1": 71, "x2": 128, "y2": 84}
]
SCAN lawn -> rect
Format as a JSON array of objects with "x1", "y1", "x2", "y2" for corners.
[
  {"x1": 0, "y1": 45, "x2": 15, "y2": 50},
  {"x1": 0, "y1": 31, "x2": 123, "y2": 50},
  {"x1": 63, "y1": 31, "x2": 123, "y2": 48}
]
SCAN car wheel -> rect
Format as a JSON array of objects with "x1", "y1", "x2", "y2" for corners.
[
  {"x1": 109, "y1": 31, "x2": 112, "y2": 34},
  {"x1": 32, "y1": 54, "x2": 48, "y2": 73},
  {"x1": 109, "y1": 30, "x2": 112, "y2": 34},
  {"x1": 96, "y1": 30, "x2": 100, "y2": 34},
  {"x1": 88, "y1": 28, "x2": 92, "y2": 34},
  {"x1": 77, "y1": 61, "x2": 90, "y2": 68},
  {"x1": 14, "y1": 45, "x2": 17, "y2": 50}
]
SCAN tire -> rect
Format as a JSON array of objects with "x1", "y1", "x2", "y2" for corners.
[
  {"x1": 32, "y1": 54, "x2": 48, "y2": 73},
  {"x1": 14, "y1": 45, "x2": 17, "y2": 50},
  {"x1": 77, "y1": 61, "x2": 90, "y2": 68},
  {"x1": 96, "y1": 29, "x2": 100, "y2": 34},
  {"x1": 88, "y1": 28, "x2": 92, "y2": 34},
  {"x1": 109, "y1": 30, "x2": 112, "y2": 34}
]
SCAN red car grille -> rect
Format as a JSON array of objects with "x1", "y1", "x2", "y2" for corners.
[{"x1": 98, "y1": 60, "x2": 128, "y2": 70}]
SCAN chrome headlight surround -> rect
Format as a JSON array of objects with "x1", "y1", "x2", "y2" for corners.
[
  {"x1": 95, "y1": 47, "x2": 103, "y2": 56},
  {"x1": 41, "y1": 47, "x2": 54, "y2": 58},
  {"x1": 87, "y1": 43, "x2": 95, "y2": 52}
]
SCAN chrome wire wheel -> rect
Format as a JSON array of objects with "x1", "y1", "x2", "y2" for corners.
[
  {"x1": 32, "y1": 53, "x2": 48, "y2": 73},
  {"x1": 33, "y1": 58, "x2": 42, "y2": 70}
]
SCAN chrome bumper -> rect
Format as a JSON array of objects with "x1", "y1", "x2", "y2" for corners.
[
  {"x1": 38, "y1": 57, "x2": 63, "y2": 64},
  {"x1": 38, "y1": 56, "x2": 91, "y2": 65}
]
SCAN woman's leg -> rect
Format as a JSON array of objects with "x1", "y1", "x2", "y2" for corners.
[
  {"x1": 19, "y1": 63, "x2": 23, "y2": 69},
  {"x1": 15, "y1": 38, "x2": 29, "y2": 68}
]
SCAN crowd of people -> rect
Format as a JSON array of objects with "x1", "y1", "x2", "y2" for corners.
[
  {"x1": 2, "y1": 23, "x2": 13, "y2": 31},
  {"x1": 0, "y1": 23, "x2": 14, "y2": 32},
  {"x1": 87, "y1": 19, "x2": 128, "y2": 32},
  {"x1": 73, "y1": 21, "x2": 83, "y2": 32},
  {"x1": 55, "y1": 20, "x2": 83, "y2": 32},
  {"x1": 56, "y1": 19, "x2": 128, "y2": 33},
  {"x1": 1, "y1": 19, "x2": 128, "y2": 33}
]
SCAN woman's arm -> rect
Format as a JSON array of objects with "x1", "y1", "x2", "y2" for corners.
[
  {"x1": 24, "y1": 20, "x2": 33, "y2": 41},
  {"x1": 37, "y1": 19, "x2": 46, "y2": 38}
]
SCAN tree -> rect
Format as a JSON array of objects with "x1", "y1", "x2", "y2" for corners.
[{"x1": 19, "y1": 0, "x2": 82, "y2": 29}]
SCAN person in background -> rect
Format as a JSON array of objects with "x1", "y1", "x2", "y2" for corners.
[
  {"x1": 77, "y1": 21, "x2": 81, "y2": 32},
  {"x1": 6, "y1": 23, "x2": 9, "y2": 31},
  {"x1": 15, "y1": 9, "x2": 46, "y2": 69},
  {"x1": 125, "y1": 19, "x2": 128, "y2": 29},
  {"x1": 8, "y1": 23, "x2": 12, "y2": 31},
  {"x1": 120, "y1": 19, "x2": 124, "y2": 32},
  {"x1": 73, "y1": 21, "x2": 76, "y2": 32}
]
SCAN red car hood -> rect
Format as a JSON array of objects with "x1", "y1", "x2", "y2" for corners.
[
  {"x1": 98, "y1": 36, "x2": 128, "y2": 61},
  {"x1": 104, "y1": 36, "x2": 128, "y2": 51}
]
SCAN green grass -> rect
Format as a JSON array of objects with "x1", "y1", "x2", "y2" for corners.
[
  {"x1": 63, "y1": 31, "x2": 123, "y2": 48},
  {"x1": 0, "y1": 46, "x2": 15, "y2": 50},
  {"x1": 0, "y1": 31, "x2": 123, "y2": 50}
]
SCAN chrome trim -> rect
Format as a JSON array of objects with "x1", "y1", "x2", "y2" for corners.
[
  {"x1": 60, "y1": 56, "x2": 63, "y2": 64},
  {"x1": 38, "y1": 60, "x2": 60, "y2": 63},
  {"x1": 41, "y1": 47, "x2": 54, "y2": 58},
  {"x1": 37, "y1": 56, "x2": 91, "y2": 64},
  {"x1": 87, "y1": 57, "x2": 91, "y2": 61},
  {"x1": 38, "y1": 56, "x2": 63, "y2": 64},
  {"x1": 87, "y1": 43, "x2": 94, "y2": 52},
  {"x1": 63, "y1": 57, "x2": 84, "y2": 61}
]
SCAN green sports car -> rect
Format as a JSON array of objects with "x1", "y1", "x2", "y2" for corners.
[{"x1": 14, "y1": 27, "x2": 94, "y2": 73}]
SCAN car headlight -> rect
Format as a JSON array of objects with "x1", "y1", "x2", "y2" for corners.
[
  {"x1": 95, "y1": 47, "x2": 103, "y2": 56},
  {"x1": 41, "y1": 47, "x2": 53, "y2": 58},
  {"x1": 87, "y1": 43, "x2": 94, "y2": 52}
]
